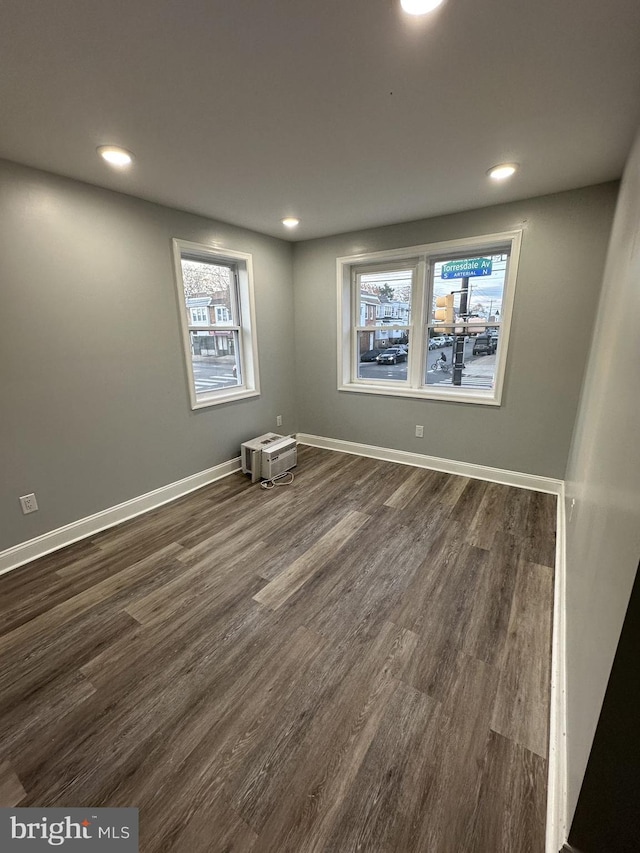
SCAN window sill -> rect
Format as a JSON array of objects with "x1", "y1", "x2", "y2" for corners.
[
  {"x1": 191, "y1": 387, "x2": 260, "y2": 410},
  {"x1": 338, "y1": 381, "x2": 501, "y2": 406}
]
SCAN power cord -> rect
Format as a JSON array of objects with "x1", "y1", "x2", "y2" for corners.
[{"x1": 260, "y1": 471, "x2": 295, "y2": 490}]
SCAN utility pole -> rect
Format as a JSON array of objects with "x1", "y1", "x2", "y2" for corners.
[{"x1": 453, "y1": 277, "x2": 469, "y2": 386}]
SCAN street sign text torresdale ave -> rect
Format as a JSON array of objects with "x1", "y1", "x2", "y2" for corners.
[{"x1": 441, "y1": 258, "x2": 493, "y2": 279}]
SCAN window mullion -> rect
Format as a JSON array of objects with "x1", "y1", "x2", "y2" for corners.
[
  {"x1": 230, "y1": 269, "x2": 241, "y2": 325},
  {"x1": 351, "y1": 270, "x2": 360, "y2": 381},
  {"x1": 187, "y1": 325, "x2": 240, "y2": 332},
  {"x1": 353, "y1": 325, "x2": 410, "y2": 332},
  {"x1": 406, "y1": 258, "x2": 426, "y2": 388}
]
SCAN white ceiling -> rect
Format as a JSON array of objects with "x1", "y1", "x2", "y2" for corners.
[{"x1": 2, "y1": 0, "x2": 639, "y2": 241}]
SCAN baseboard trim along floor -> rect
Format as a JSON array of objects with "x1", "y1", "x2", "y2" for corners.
[
  {"x1": 295, "y1": 433, "x2": 564, "y2": 496},
  {"x1": 296, "y1": 433, "x2": 568, "y2": 853},
  {"x1": 0, "y1": 457, "x2": 241, "y2": 577},
  {"x1": 547, "y1": 485, "x2": 568, "y2": 852},
  {"x1": 0, "y1": 435, "x2": 568, "y2": 850},
  {"x1": 0, "y1": 446, "x2": 560, "y2": 849}
]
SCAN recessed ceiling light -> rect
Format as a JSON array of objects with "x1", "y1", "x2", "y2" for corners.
[
  {"x1": 400, "y1": 0, "x2": 445, "y2": 15},
  {"x1": 282, "y1": 217, "x2": 300, "y2": 228},
  {"x1": 97, "y1": 145, "x2": 134, "y2": 168},
  {"x1": 488, "y1": 163, "x2": 518, "y2": 181}
]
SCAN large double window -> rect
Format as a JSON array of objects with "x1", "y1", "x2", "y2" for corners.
[
  {"x1": 338, "y1": 231, "x2": 522, "y2": 405},
  {"x1": 172, "y1": 239, "x2": 260, "y2": 409}
]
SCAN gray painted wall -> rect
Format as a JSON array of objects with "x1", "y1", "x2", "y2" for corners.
[
  {"x1": 292, "y1": 184, "x2": 618, "y2": 479},
  {"x1": 564, "y1": 130, "x2": 640, "y2": 824},
  {"x1": 0, "y1": 160, "x2": 295, "y2": 552},
  {"x1": 1, "y1": 151, "x2": 636, "y2": 838}
]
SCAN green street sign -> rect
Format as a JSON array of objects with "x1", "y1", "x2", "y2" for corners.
[{"x1": 441, "y1": 258, "x2": 493, "y2": 279}]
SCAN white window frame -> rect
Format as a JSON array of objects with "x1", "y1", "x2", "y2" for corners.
[
  {"x1": 172, "y1": 239, "x2": 260, "y2": 409},
  {"x1": 215, "y1": 305, "x2": 231, "y2": 324},
  {"x1": 189, "y1": 306, "x2": 209, "y2": 325},
  {"x1": 337, "y1": 230, "x2": 522, "y2": 406}
]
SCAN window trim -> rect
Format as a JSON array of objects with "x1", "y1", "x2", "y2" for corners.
[
  {"x1": 172, "y1": 238, "x2": 261, "y2": 409},
  {"x1": 189, "y1": 305, "x2": 210, "y2": 325},
  {"x1": 214, "y1": 305, "x2": 231, "y2": 324},
  {"x1": 337, "y1": 230, "x2": 522, "y2": 406}
]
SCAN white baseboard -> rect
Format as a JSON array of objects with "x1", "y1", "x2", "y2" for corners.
[
  {"x1": 296, "y1": 433, "x2": 564, "y2": 495},
  {"x1": 0, "y1": 457, "x2": 242, "y2": 577},
  {"x1": 0, "y1": 434, "x2": 568, "y2": 850},
  {"x1": 296, "y1": 432, "x2": 567, "y2": 851},
  {"x1": 547, "y1": 485, "x2": 568, "y2": 853}
]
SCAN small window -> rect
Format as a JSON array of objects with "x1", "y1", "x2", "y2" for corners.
[
  {"x1": 189, "y1": 306, "x2": 209, "y2": 325},
  {"x1": 215, "y1": 305, "x2": 231, "y2": 324},
  {"x1": 338, "y1": 231, "x2": 521, "y2": 405},
  {"x1": 172, "y1": 239, "x2": 260, "y2": 409}
]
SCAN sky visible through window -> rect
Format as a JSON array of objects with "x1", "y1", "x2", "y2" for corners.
[
  {"x1": 359, "y1": 269, "x2": 412, "y2": 305},
  {"x1": 433, "y1": 254, "x2": 508, "y2": 321},
  {"x1": 358, "y1": 255, "x2": 507, "y2": 322}
]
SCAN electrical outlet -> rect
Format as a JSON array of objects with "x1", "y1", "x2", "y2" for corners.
[
  {"x1": 415, "y1": 425, "x2": 424, "y2": 438},
  {"x1": 568, "y1": 498, "x2": 576, "y2": 523},
  {"x1": 19, "y1": 493, "x2": 39, "y2": 514},
  {"x1": 276, "y1": 415, "x2": 283, "y2": 427}
]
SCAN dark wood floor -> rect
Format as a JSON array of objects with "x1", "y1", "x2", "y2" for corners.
[{"x1": 0, "y1": 445, "x2": 556, "y2": 852}]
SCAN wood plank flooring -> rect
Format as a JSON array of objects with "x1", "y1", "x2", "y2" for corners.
[{"x1": 0, "y1": 445, "x2": 556, "y2": 852}]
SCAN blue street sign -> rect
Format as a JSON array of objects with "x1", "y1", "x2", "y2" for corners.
[{"x1": 441, "y1": 258, "x2": 493, "y2": 279}]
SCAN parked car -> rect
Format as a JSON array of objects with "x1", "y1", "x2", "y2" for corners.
[
  {"x1": 472, "y1": 334, "x2": 497, "y2": 356},
  {"x1": 429, "y1": 336, "x2": 446, "y2": 349},
  {"x1": 377, "y1": 346, "x2": 407, "y2": 364},
  {"x1": 360, "y1": 348, "x2": 383, "y2": 362}
]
